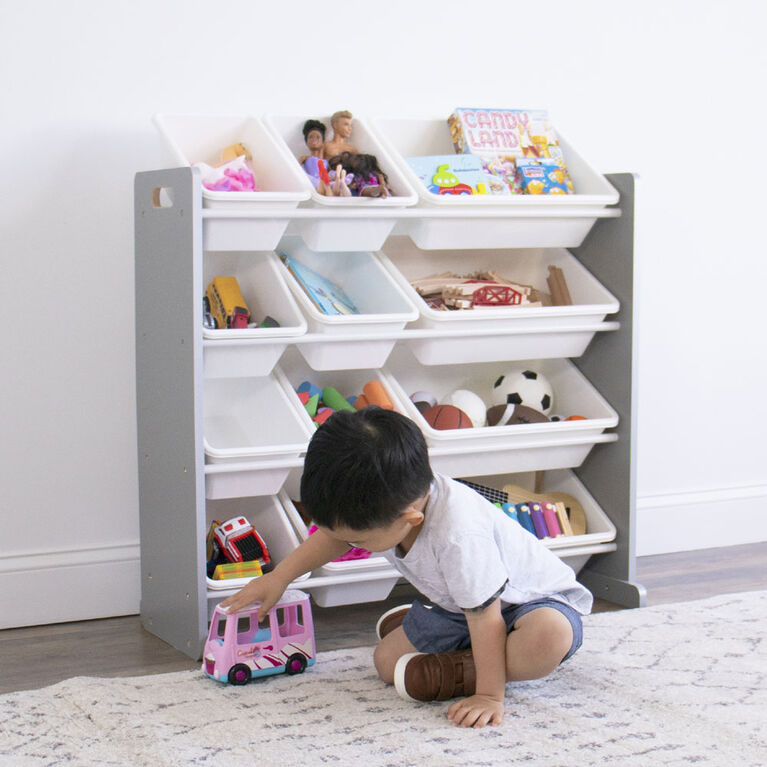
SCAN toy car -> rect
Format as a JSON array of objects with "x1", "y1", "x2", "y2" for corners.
[
  {"x1": 203, "y1": 590, "x2": 316, "y2": 685},
  {"x1": 213, "y1": 516, "x2": 271, "y2": 569},
  {"x1": 205, "y1": 276, "x2": 250, "y2": 329}
]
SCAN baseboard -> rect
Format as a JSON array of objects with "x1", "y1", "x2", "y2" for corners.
[
  {"x1": 637, "y1": 484, "x2": 767, "y2": 556},
  {"x1": 0, "y1": 542, "x2": 140, "y2": 629}
]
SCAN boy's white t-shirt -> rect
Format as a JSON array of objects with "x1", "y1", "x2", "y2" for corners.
[{"x1": 381, "y1": 473, "x2": 593, "y2": 615}]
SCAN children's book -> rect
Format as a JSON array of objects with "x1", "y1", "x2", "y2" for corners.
[
  {"x1": 405, "y1": 154, "x2": 510, "y2": 196},
  {"x1": 280, "y1": 253, "x2": 359, "y2": 316}
]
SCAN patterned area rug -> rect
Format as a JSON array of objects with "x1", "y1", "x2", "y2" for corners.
[{"x1": 1, "y1": 591, "x2": 765, "y2": 767}]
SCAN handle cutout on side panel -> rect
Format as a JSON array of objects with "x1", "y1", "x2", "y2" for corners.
[{"x1": 152, "y1": 186, "x2": 174, "y2": 208}]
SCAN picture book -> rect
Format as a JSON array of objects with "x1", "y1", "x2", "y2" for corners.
[
  {"x1": 448, "y1": 107, "x2": 562, "y2": 160},
  {"x1": 279, "y1": 253, "x2": 359, "y2": 316},
  {"x1": 405, "y1": 154, "x2": 510, "y2": 196}
]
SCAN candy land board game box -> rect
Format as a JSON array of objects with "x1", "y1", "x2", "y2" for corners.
[{"x1": 448, "y1": 108, "x2": 564, "y2": 160}]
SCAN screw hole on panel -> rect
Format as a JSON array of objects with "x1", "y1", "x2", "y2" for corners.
[{"x1": 152, "y1": 186, "x2": 174, "y2": 208}]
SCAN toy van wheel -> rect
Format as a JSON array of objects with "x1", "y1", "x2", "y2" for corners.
[
  {"x1": 227, "y1": 664, "x2": 251, "y2": 685},
  {"x1": 285, "y1": 654, "x2": 307, "y2": 675}
]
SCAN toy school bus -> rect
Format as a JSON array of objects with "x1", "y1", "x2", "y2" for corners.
[
  {"x1": 204, "y1": 276, "x2": 250, "y2": 329},
  {"x1": 203, "y1": 590, "x2": 316, "y2": 685}
]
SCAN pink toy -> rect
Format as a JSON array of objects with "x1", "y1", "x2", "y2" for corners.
[
  {"x1": 308, "y1": 524, "x2": 372, "y2": 561},
  {"x1": 203, "y1": 589, "x2": 315, "y2": 685},
  {"x1": 195, "y1": 155, "x2": 258, "y2": 192}
]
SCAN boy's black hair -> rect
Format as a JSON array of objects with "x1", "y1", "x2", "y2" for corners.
[
  {"x1": 300, "y1": 407, "x2": 433, "y2": 531},
  {"x1": 302, "y1": 119, "x2": 326, "y2": 140}
]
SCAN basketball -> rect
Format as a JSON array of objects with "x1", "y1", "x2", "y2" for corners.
[{"x1": 422, "y1": 404, "x2": 474, "y2": 430}]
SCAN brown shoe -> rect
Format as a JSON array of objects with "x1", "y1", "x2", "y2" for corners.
[
  {"x1": 394, "y1": 650, "x2": 477, "y2": 702},
  {"x1": 375, "y1": 604, "x2": 412, "y2": 640}
]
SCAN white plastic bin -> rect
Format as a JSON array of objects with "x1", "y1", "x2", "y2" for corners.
[
  {"x1": 264, "y1": 113, "x2": 418, "y2": 251},
  {"x1": 203, "y1": 251, "x2": 307, "y2": 378},
  {"x1": 382, "y1": 346, "x2": 618, "y2": 476},
  {"x1": 153, "y1": 114, "x2": 309, "y2": 250},
  {"x1": 206, "y1": 494, "x2": 309, "y2": 593},
  {"x1": 275, "y1": 347, "x2": 410, "y2": 432},
  {"x1": 378, "y1": 238, "x2": 619, "y2": 364},
  {"x1": 279, "y1": 491, "x2": 400, "y2": 607},
  {"x1": 370, "y1": 116, "x2": 620, "y2": 249},
  {"x1": 203, "y1": 375, "x2": 313, "y2": 499},
  {"x1": 277, "y1": 237, "x2": 418, "y2": 370},
  {"x1": 457, "y1": 469, "x2": 616, "y2": 570}
]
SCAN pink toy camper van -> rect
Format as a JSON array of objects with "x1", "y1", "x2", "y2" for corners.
[{"x1": 203, "y1": 589, "x2": 316, "y2": 685}]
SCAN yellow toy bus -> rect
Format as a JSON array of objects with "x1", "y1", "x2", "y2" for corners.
[{"x1": 205, "y1": 277, "x2": 250, "y2": 329}]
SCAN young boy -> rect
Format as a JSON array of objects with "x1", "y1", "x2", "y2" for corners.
[{"x1": 221, "y1": 408, "x2": 592, "y2": 729}]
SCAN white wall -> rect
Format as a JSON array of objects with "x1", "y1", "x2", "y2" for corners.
[{"x1": 1, "y1": 0, "x2": 765, "y2": 627}]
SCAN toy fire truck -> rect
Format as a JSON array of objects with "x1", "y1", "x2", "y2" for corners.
[{"x1": 213, "y1": 516, "x2": 271, "y2": 569}]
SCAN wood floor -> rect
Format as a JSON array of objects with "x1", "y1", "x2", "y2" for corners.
[{"x1": 1, "y1": 542, "x2": 765, "y2": 695}]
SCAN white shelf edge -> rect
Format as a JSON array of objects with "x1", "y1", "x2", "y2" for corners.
[
  {"x1": 200, "y1": 206, "x2": 622, "y2": 221},
  {"x1": 202, "y1": 321, "x2": 620, "y2": 347}
]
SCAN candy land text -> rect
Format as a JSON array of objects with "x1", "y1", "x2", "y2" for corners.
[{"x1": 449, "y1": 108, "x2": 549, "y2": 155}]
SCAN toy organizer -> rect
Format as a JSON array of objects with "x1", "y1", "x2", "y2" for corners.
[
  {"x1": 154, "y1": 114, "x2": 309, "y2": 251},
  {"x1": 378, "y1": 236, "x2": 619, "y2": 364},
  {"x1": 264, "y1": 113, "x2": 418, "y2": 251},
  {"x1": 383, "y1": 345, "x2": 618, "y2": 477},
  {"x1": 370, "y1": 116, "x2": 619, "y2": 250},
  {"x1": 206, "y1": 495, "x2": 310, "y2": 596},
  {"x1": 276, "y1": 236, "x2": 418, "y2": 370},
  {"x1": 136, "y1": 118, "x2": 642, "y2": 658},
  {"x1": 202, "y1": 250, "x2": 308, "y2": 378},
  {"x1": 455, "y1": 470, "x2": 617, "y2": 574}
]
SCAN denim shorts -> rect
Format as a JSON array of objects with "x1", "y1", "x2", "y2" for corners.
[{"x1": 401, "y1": 598, "x2": 583, "y2": 661}]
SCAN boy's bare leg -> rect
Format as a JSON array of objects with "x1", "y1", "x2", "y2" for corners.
[
  {"x1": 373, "y1": 625, "x2": 419, "y2": 684},
  {"x1": 504, "y1": 607, "x2": 573, "y2": 681}
]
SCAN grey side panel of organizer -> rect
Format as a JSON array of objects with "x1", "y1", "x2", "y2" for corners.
[
  {"x1": 573, "y1": 173, "x2": 646, "y2": 608},
  {"x1": 135, "y1": 168, "x2": 208, "y2": 656}
]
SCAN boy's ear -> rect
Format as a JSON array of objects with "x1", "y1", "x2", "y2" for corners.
[{"x1": 401, "y1": 507, "x2": 424, "y2": 527}]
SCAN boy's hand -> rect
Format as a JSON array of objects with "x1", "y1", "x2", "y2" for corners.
[
  {"x1": 219, "y1": 571, "x2": 287, "y2": 617},
  {"x1": 447, "y1": 694, "x2": 504, "y2": 728}
]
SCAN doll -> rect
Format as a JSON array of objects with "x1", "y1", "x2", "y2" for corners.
[
  {"x1": 298, "y1": 118, "x2": 352, "y2": 196},
  {"x1": 323, "y1": 111, "x2": 359, "y2": 158},
  {"x1": 328, "y1": 151, "x2": 391, "y2": 198}
]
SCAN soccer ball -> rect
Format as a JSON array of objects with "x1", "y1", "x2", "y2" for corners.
[{"x1": 491, "y1": 368, "x2": 553, "y2": 415}]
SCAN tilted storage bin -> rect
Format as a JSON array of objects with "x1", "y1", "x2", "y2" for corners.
[
  {"x1": 277, "y1": 237, "x2": 418, "y2": 370},
  {"x1": 154, "y1": 114, "x2": 309, "y2": 250},
  {"x1": 203, "y1": 250, "x2": 307, "y2": 378},
  {"x1": 455, "y1": 469, "x2": 616, "y2": 573},
  {"x1": 264, "y1": 113, "x2": 418, "y2": 251},
  {"x1": 370, "y1": 116, "x2": 619, "y2": 249},
  {"x1": 274, "y1": 346, "x2": 410, "y2": 431},
  {"x1": 206, "y1": 494, "x2": 310, "y2": 594},
  {"x1": 382, "y1": 345, "x2": 618, "y2": 477},
  {"x1": 279, "y1": 491, "x2": 401, "y2": 607},
  {"x1": 203, "y1": 374, "x2": 313, "y2": 499},
  {"x1": 378, "y1": 237, "x2": 619, "y2": 364}
]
